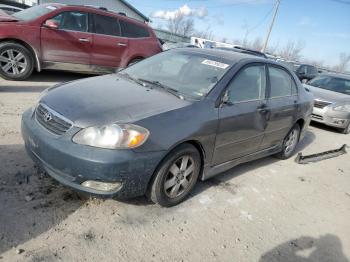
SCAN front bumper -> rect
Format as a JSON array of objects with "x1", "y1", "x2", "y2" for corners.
[
  {"x1": 311, "y1": 107, "x2": 350, "y2": 129},
  {"x1": 21, "y1": 109, "x2": 166, "y2": 198}
]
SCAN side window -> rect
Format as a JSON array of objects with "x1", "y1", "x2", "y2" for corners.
[
  {"x1": 227, "y1": 65, "x2": 266, "y2": 103},
  {"x1": 94, "y1": 14, "x2": 120, "y2": 36},
  {"x1": 308, "y1": 66, "x2": 318, "y2": 75},
  {"x1": 52, "y1": 11, "x2": 88, "y2": 32},
  {"x1": 120, "y1": 20, "x2": 150, "y2": 38},
  {"x1": 298, "y1": 65, "x2": 307, "y2": 74},
  {"x1": 269, "y1": 66, "x2": 296, "y2": 98}
]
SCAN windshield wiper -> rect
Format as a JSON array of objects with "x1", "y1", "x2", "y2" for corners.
[
  {"x1": 137, "y1": 78, "x2": 184, "y2": 100},
  {"x1": 118, "y1": 73, "x2": 146, "y2": 87}
]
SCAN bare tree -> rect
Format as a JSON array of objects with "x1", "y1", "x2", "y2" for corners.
[
  {"x1": 180, "y1": 18, "x2": 194, "y2": 37},
  {"x1": 195, "y1": 26, "x2": 214, "y2": 40},
  {"x1": 249, "y1": 37, "x2": 263, "y2": 51},
  {"x1": 334, "y1": 52, "x2": 350, "y2": 73},
  {"x1": 166, "y1": 14, "x2": 195, "y2": 37},
  {"x1": 166, "y1": 13, "x2": 184, "y2": 35},
  {"x1": 279, "y1": 40, "x2": 305, "y2": 61}
]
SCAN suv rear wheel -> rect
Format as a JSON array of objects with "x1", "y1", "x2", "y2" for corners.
[{"x1": 0, "y1": 42, "x2": 34, "y2": 81}]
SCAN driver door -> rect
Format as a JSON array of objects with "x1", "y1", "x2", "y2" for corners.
[
  {"x1": 41, "y1": 11, "x2": 92, "y2": 65},
  {"x1": 212, "y1": 64, "x2": 268, "y2": 165}
]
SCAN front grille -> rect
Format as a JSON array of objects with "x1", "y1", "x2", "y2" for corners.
[
  {"x1": 35, "y1": 104, "x2": 73, "y2": 135},
  {"x1": 312, "y1": 114, "x2": 323, "y2": 120},
  {"x1": 314, "y1": 99, "x2": 332, "y2": 109}
]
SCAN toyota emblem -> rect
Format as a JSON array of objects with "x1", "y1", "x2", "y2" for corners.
[{"x1": 44, "y1": 112, "x2": 52, "y2": 122}]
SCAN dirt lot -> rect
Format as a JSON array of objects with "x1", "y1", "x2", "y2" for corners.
[{"x1": 0, "y1": 71, "x2": 349, "y2": 262}]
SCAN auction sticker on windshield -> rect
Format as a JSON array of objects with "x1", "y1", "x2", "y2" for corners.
[{"x1": 202, "y1": 59, "x2": 229, "y2": 69}]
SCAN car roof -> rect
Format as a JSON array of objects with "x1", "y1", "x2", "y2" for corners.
[
  {"x1": 319, "y1": 73, "x2": 350, "y2": 80},
  {"x1": 43, "y1": 3, "x2": 148, "y2": 26},
  {"x1": 179, "y1": 48, "x2": 267, "y2": 64}
]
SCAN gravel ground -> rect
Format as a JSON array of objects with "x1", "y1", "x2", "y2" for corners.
[{"x1": 0, "y1": 71, "x2": 349, "y2": 262}]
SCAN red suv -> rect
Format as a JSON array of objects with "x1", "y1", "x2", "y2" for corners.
[{"x1": 0, "y1": 4, "x2": 162, "y2": 80}]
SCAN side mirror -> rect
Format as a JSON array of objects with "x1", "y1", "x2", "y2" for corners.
[{"x1": 43, "y1": 19, "x2": 59, "y2": 29}]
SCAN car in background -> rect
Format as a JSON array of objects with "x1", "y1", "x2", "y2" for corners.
[
  {"x1": 0, "y1": 4, "x2": 24, "y2": 15},
  {"x1": 304, "y1": 73, "x2": 350, "y2": 134},
  {"x1": 295, "y1": 64, "x2": 318, "y2": 82},
  {"x1": 0, "y1": 4, "x2": 162, "y2": 80},
  {"x1": 22, "y1": 48, "x2": 313, "y2": 206}
]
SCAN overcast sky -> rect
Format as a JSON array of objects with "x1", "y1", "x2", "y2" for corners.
[{"x1": 128, "y1": 0, "x2": 350, "y2": 67}]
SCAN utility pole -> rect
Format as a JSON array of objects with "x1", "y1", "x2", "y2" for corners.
[{"x1": 262, "y1": 0, "x2": 280, "y2": 53}]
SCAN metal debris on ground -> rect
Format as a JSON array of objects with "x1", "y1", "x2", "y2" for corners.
[{"x1": 295, "y1": 144, "x2": 348, "y2": 164}]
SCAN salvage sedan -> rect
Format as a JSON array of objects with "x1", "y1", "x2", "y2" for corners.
[
  {"x1": 22, "y1": 49, "x2": 313, "y2": 206},
  {"x1": 305, "y1": 73, "x2": 350, "y2": 134}
]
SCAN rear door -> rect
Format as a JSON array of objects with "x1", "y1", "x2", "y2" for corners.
[
  {"x1": 260, "y1": 65, "x2": 298, "y2": 149},
  {"x1": 41, "y1": 11, "x2": 92, "y2": 65},
  {"x1": 212, "y1": 64, "x2": 268, "y2": 165},
  {"x1": 90, "y1": 13, "x2": 128, "y2": 68}
]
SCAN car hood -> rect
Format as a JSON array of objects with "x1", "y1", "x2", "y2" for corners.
[
  {"x1": 303, "y1": 84, "x2": 350, "y2": 104},
  {"x1": 40, "y1": 74, "x2": 191, "y2": 128}
]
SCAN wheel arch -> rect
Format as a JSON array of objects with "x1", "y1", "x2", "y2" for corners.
[
  {"x1": 295, "y1": 118, "x2": 305, "y2": 130},
  {"x1": 127, "y1": 56, "x2": 145, "y2": 66},
  {"x1": 146, "y1": 139, "x2": 206, "y2": 191},
  {"x1": 0, "y1": 38, "x2": 41, "y2": 72}
]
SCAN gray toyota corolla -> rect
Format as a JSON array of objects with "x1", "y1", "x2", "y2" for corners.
[{"x1": 22, "y1": 49, "x2": 313, "y2": 206}]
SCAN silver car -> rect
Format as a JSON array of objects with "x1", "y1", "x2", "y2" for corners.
[{"x1": 304, "y1": 73, "x2": 350, "y2": 134}]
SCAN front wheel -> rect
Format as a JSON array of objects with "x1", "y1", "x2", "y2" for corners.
[
  {"x1": 0, "y1": 42, "x2": 34, "y2": 81},
  {"x1": 148, "y1": 143, "x2": 201, "y2": 207},
  {"x1": 275, "y1": 124, "x2": 301, "y2": 160}
]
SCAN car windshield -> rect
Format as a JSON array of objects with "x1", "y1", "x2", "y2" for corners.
[
  {"x1": 12, "y1": 5, "x2": 57, "y2": 21},
  {"x1": 308, "y1": 75, "x2": 350, "y2": 95},
  {"x1": 120, "y1": 51, "x2": 232, "y2": 99}
]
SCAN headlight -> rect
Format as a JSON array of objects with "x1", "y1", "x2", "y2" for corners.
[
  {"x1": 333, "y1": 104, "x2": 350, "y2": 112},
  {"x1": 72, "y1": 124, "x2": 149, "y2": 149}
]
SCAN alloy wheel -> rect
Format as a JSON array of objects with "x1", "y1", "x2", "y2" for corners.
[
  {"x1": 164, "y1": 155, "x2": 195, "y2": 198},
  {"x1": 284, "y1": 128, "x2": 299, "y2": 155},
  {"x1": 0, "y1": 49, "x2": 27, "y2": 75}
]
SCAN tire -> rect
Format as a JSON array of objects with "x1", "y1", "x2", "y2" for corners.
[
  {"x1": 275, "y1": 124, "x2": 301, "y2": 160},
  {"x1": 341, "y1": 123, "x2": 350, "y2": 134},
  {"x1": 127, "y1": 58, "x2": 143, "y2": 67},
  {"x1": 148, "y1": 143, "x2": 201, "y2": 207},
  {"x1": 0, "y1": 42, "x2": 34, "y2": 81}
]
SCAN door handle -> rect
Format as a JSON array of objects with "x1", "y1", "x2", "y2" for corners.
[
  {"x1": 79, "y1": 38, "x2": 90, "y2": 43},
  {"x1": 117, "y1": 43, "x2": 127, "y2": 47}
]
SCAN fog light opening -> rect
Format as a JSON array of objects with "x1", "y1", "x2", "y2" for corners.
[
  {"x1": 81, "y1": 180, "x2": 122, "y2": 192},
  {"x1": 332, "y1": 118, "x2": 346, "y2": 125}
]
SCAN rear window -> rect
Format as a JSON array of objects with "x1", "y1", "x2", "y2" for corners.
[
  {"x1": 94, "y1": 14, "x2": 121, "y2": 36},
  {"x1": 120, "y1": 20, "x2": 150, "y2": 38},
  {"x1": 269, "y1": 66, "x2": 297, "y2": 97}
]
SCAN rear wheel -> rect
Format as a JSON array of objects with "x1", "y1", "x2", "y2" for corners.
[
  {"x1": 275, "y1": 124, "x2": 301, "y2": 160},
  {"x1": 148, "y1": 143, "x2": 201, "y2": 207},
  {"x1": 0, "y1": 42, "x2": 34, "y2": 81}
]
